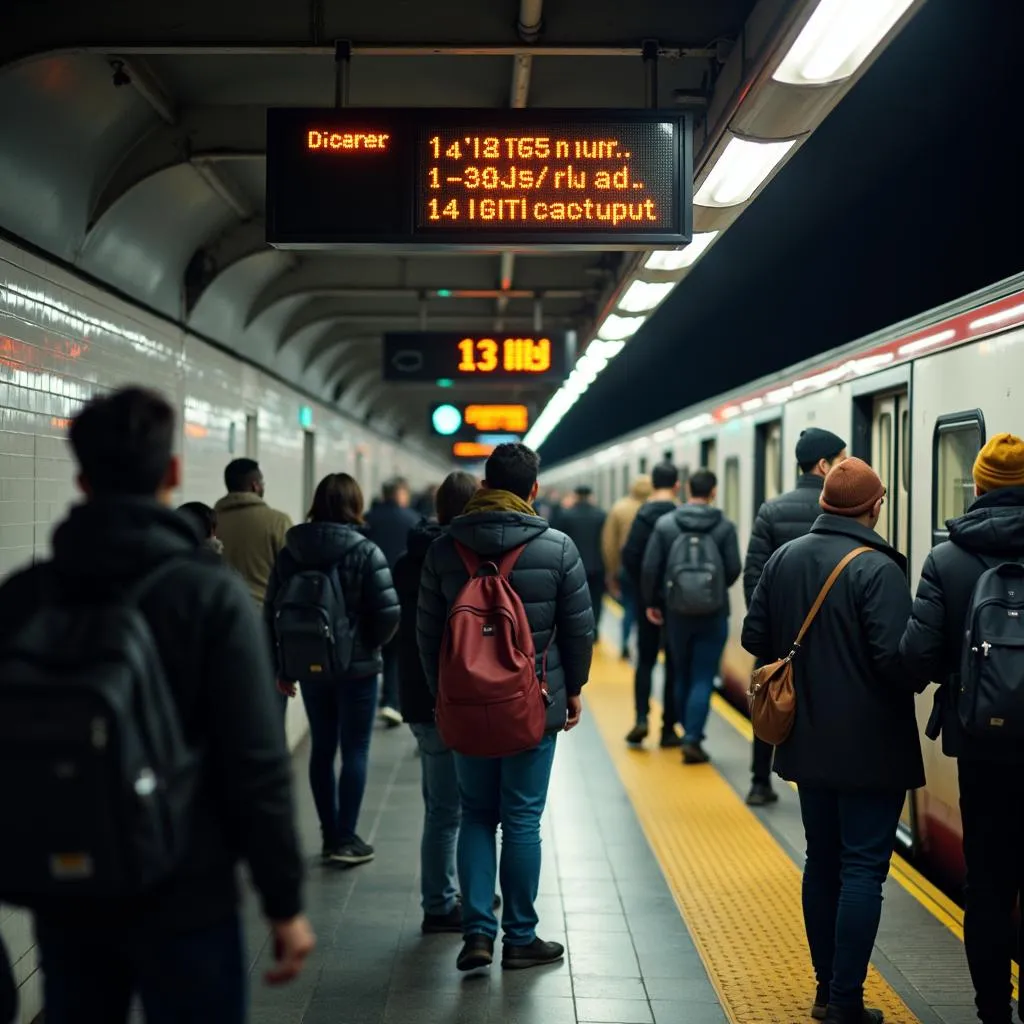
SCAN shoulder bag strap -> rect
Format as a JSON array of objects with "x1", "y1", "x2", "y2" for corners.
[
  {"x1": 789, "y1": 546, "x2": 873, "y2": 654},
  {"x1": 453, "y1": 540, "x2": 482, "y2": 578},
  {"x1": 496, "y1": 543, "x2": 529, "y2": 577}
]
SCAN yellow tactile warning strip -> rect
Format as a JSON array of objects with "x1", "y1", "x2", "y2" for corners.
[{"x1": 584, "y1": 646, "x2": 920, "y2": 1024}]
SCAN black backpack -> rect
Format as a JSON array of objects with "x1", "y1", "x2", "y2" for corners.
[
  {"x1": 273, "y1": 566, "x2": 353, "y2": 682},
  {"x1": 664, "y1": 528, "x2": 727, "y2": 616},
  {"x1": 0, "y1": 559, "x2": 198, "y2": 907},
  {"x1": 958, "y1": 558, "x2": 1024, "y2": 737}
]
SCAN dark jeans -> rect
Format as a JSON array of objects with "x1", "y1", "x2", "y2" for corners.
[
  {"x1": 380, "y1": 636, "x2": 400, "y2": 712},
  {"x1": 35, "y1": 915, "x2": 244, "y2": 1024},
  {"x1": 634, "y1": 612, "x2": 677, "y2": 734},
  {"x1": 798, "y1": 787, "x2": 903, "y2": 1010},
  {"x1": 959, "y1": 758, "x2": 1024, "y2": 1024},
  {"x1": 586, "y1": 571, "x2": 605, "y2": 639},
  {"x1": 665, "y1": 614, "x2": 729, "y2": 742},
  {"x1": 619, "y1": 571, "x2": 637, "y2": 653},
  {"x1": 301, "y1": 675, "x2": 378, "y2": 845}
]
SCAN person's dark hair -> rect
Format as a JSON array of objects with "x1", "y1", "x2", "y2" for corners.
[
  {"x1": 798, "y1": 452, "x2": 843, "y2": 474},
  {"x1": 484, "y1": 443, "x2": 540, "y2": 500},
  {"x1": 575, "y1": 485, "x2": 593, "y2": 498},
  {"x1": 224, "y1": 458, "x2": 261, "y2": 493},
  {"x1": 69, "y1": 386, "x2": 175, "y2": 496},
  {"x1": 435, "y1": 471, "x2": 478, "y2": 526},
  {"x1": 177, "y1": 501, "x2": 217, "y2": 539},
  {"x1": 689, "y1": 468, "x2": 717, "y2": 499},
  {"x1": 382, "y1": 477, "x2": 408, "y2": 502},
  {"x1": 651, "y1": 462, "x2": 679, "y2": 490},
  {"x1": 308, "y1": 472, "x2": 364, "y2": 525}
]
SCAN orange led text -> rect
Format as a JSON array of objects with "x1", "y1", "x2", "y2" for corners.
[
  {"x1": 307, "y1": 130, "x2": 391, "y2": 151},
  {"x1": 464, "y1": 404, "x2": 529, "y2": 433},
  {"x1": 457, "y1": 337, "x2": 551, "y2": 374},
  {"x1": 453, "y1": 441, "x2": 496, "y2": 459}
]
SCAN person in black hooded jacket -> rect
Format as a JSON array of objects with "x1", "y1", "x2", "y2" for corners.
[
  {"x1": 900, "y1": 433, "x2": 1024, "y2": 1024},
  {"x1": 393, "y1": 470, "x2": 479, "y2": 934},
  {"x1": 265, "y1": 472, "x2": 399, "y2": 869}
]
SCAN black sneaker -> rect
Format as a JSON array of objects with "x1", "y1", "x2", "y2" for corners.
[
  {"x1": 620, "y1": 647, "x2": 631, "y2": 661},
  {"x1": 822, "y1": 1006, "x2": 883, "y2": 1024},
  {"x1": 329, "y1": 836, "x2": 374, "y2": 866},
  {"x1": 625, "y1": 721, "x2": 649, "y2": 745},
  {"x1": 423, "y1": 904, "x2": 462, "y2": 934},
  {"x1": 456, "y1": 934, "x2": 494, "y2": 971},
  {"x1": 682, "y1": 742, "x2": 710, "y2": 765},
  {"x1": 660, "y1": 731, "x2": 683, "y2": 749},
  {"x1": 811, "y1": 982, "x2": 829, "y2": 1020},
  {"x1": 501, "y1": 937, "x2": 565, "y2": 970},
  {"x1": 747, "y1": 783, "x2": 779, "y2": 807}
]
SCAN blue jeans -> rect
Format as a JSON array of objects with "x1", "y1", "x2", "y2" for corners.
[
  {"x1": 379, "y1": 637, "x2": 400, "y2": 711},
  {"x1": 301, "y1": 675, "x2": 378, "y2": 845},
  {"x1": 410, "y1": 723, "x2": 461, "y2": 916},
  {"x1": 798, "y1": 787, "x2": 904, "y2": 1009},
  {"x1": 35, "y1": 915, "x2": 244, "y2": 1024},
  {"x1": 454, "y1": 734, "x2": 557, "y2": 945},
  {"x1": 619, "y1": 571, "x2": 637, "y2": 652},
  {"x1": 666, "y1": 614, "x2": 729, "y2": 742}
]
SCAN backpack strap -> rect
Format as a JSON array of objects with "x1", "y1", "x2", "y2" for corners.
[
  {"x1": 454, "y1": 541, "x2": 483, "y2": 578},
  {"x1": 788, "y1": 546, "x2": 873, "y2": 657},
  {"x1": 495, "y1": 544, "x2": 529, "y2": 577},
  {"x1": 454, "y1": 541, "x2": 528, "y2": 579}
]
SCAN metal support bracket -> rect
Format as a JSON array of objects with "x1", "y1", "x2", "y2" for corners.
[
  {"x1": 334, "y1": 39, "x2": 352, "y2": 107},
  {"x1": 642, "y1": 38, "x2": 659, "y2": 108}
]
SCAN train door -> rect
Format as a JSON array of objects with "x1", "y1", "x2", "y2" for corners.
[
  {"x1": 869, "y1": 391, "x2": 909, "y2": 555},
  {"x1": 244, "y1": 413, "x2": 259, "y2": 459},
  {"x1": 301, "y1": 431, "x2": 316, "y2": 513},
  {"x1": 700, "y1": 438, "x2": 717, "y2": 474},
  {"x1": 754, "y1": 420, "x2": 783, "y2": 513}
]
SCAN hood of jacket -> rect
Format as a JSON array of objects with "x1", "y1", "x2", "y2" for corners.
[
  {"x1": 810, "y1": 512, "x2": 908, "y2": 573},
  {"x1": 448, "y1": 510, "x2": 549, "y2": 557},
  {"x1": 630, "y1": 477, "x2": 653, "y2": 501},
  {"x1": 214, "y1": 491, "x2": 267, "y2": 514},
  {"x1": 52, "y1": 497, "x2": 200, "y2": 580},
  {"x1": 283, "y1": 521, "x2": 367, "y2": 564},
  {"x1": 672, "y1": 503, "x2": 723, "y2": 533},
  {"x1": 948, "y1": 486, "x2": 1024, "y2": 554},
  {"x1": 405, "y1": 518, "x2": 443, "y2": 559}
]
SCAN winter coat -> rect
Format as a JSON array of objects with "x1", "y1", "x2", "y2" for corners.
[
  {"x1": 900, "y1": 486, "x2": 1024, "y2": 763},
  {"x1": 640, "y1": 504, "x2": 741, "y2": 613},
  {"x1": 214, "y1": 492, "x2": 292, "y2": 606},
  {"x1": 365, "y1": 500, "x2": 420, "y2": 568},
  {"x1": 393, "y1": 519, "x2": 443, "y2": 724},
  {"x1": 742, "y1": 514, "x2": 924, "y2": 791},
  {"x1": 621, "y1": 498, "x2": 678, "y2": 588},
  {"x1": 602, "y1": 480, "x2": 651, "y2": 580},
  {"x1": 0, "y1": 497, "x2": 303, "y2": 930},
  {"x1": 743, "y1": 474, "x2": 825, "y2": 607},
  {"x1": 264, "y1": 522, "x2": 399, "y2": 681},
  {"x1": 558, "y1": 501, "x2": 608, "y2": 575},
  {"x1": 417, "y1": 507, "x2": 595, "y2": 734}
]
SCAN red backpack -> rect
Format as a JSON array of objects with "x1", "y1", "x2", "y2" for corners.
[{"x1": 436, "y1": 542, "x2": 551, "y2": 757}]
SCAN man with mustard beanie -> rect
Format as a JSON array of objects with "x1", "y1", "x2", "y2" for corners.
[
  {"x1": 742, "y1": 457, "x2": 922, "y2": 1024},
  {"x1": 901, "y1": 432, "x2": 1024, "y2": 1024}
]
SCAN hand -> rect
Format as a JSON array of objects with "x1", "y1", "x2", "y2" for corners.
[
  {"x1": 565, "y1": 694, "x2": 583, "y2": 731},
  {"x1": 277, "y1": 680, "x2": 297, "y2": 698},
  {"x1": 265, "y1": 915, "x2": 316, "y2": 985},
  {"x1": 646, "y1": 608, "x2": 664, "y2": 626},
  {"x1": 607, "y1": 576, "x2": 621, "y2": 600}
]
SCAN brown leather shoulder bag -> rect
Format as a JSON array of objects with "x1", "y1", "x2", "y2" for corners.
[{"x1": 748, "y1": 546, "x2": 872, "y2": 745}]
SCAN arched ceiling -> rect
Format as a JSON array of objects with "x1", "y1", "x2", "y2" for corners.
[{"x1": 1, "y1": 0, "x2": 760, "y2": 454}]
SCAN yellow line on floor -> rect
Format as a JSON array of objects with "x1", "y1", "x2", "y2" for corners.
[{"x1": 584, "y1": 646, "x2": 920, "y2": 1024}]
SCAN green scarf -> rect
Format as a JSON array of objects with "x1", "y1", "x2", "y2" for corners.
[{"x1": 463, "y1": 488, "x2": 536, "y2": 517}]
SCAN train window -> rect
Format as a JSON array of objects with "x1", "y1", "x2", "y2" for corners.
[
  {"x1": 765, "y1": 424, "x2": 782, "y2": 501},
  {"x1": 700, "y1": 438, "x2": 717, "y2": 473},
  {"x1": 901, "y1": 406, "x2": 911, "y2": 492},
  {"x1": 621, "y1": 464, "x2": 629, "y2": 497},
  {"x1": 932, "y1": 410, "x2": 985, "y2": 539},
  {"x1": 639, "y1": 456, "x2": 648, "y2": 474},
  {"x1": 723, "y1": 457, "x2": 740, "y2": 522},
  {"x1": 876, "y1": 412, "x2": 893, "y2": 543}
]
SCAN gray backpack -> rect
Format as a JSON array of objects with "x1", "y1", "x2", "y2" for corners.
[{"x1": 664, "y1": 529, "x2": 726, "y2": 616}]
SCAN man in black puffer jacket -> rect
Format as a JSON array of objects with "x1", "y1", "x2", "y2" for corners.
[
  {"x1": 741, "y1": 427, "x2": 846, "y2": 806},
  {"x1": 418, "y1": 443, "x2": 593, "y2": 975}
]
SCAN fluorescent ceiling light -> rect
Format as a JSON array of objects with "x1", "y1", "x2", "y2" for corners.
[
  {"x1": 720, "y1": 405, "x2": 742, "y2": 420},
  {"x1": 598, "y1": 314, "x2": 645, "y2": 341},
  {"x1": 653, "y1": 428, "x2": 675, "y2": 443},
  {"x1": 741, "y1": 397, "x2": 765, "y2": 412},
  {"x1": 694, "y1": 137, "x2": 796, "y2": 208},
  {"x1": 969, "y1": 302, "x2": 1024, "y2": 332},
  {"x1": 631, "y1": 437, "x2": 650, "y2": 451},
  {"x1": 618, "y1": 280, "x2": 676, "y2": 313},
  {"x1": 675, "y1": 412, "x2": 713, "y2": 435},
  {"x1": 897, "y1": 328, "x2": 956, "y2": 357},
  {"x1": 644, "y1": 232, "x2": 720, "y2": 272},
  {"x1": 774, "y1": 0, "x2": 916, "y2": 86},
  {"x1": 587, "y1": 338, "x2": 626, "y2": 359},
  {"x1": 766, "y1": 385, "x2": 794, "y2": 404}
]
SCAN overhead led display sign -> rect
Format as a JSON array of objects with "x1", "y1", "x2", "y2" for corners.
[
  {"x1": 453, "y1": 441, "x2": 495, "y2": 459},
  {"x1": 429, "y1": 403, "x2": 530, "y2": 438},
  {"x1": 266, "y1": 108, "x2": 693, "y2": 249},
  {"x1": 384, "y1": 333, "x2": 571, "y2": 384}
]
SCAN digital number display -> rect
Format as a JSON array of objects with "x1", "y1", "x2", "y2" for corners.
[
  {"x1": 383, "y1": 332, "x2": 572, "y2": 384},
  {"x1": 266, "y1": 108, "x2": 692, "y2": 249}
]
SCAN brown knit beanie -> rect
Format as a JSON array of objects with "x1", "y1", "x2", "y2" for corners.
[{"x1": 819, "y1": 457, "x2": 885, "y2": 517}]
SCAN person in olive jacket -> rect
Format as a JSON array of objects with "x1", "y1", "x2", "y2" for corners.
[
  {"x1": 741, "y1": 428, "x2": 847, "y2": 807},
  {"x1": 417, "y1": 443, "x2": 594, "y2": 974},
  {"x1": 742, "y1": 458, "x2": 923, "y2": 1024},
  {"x1": 900, "y1": 433, "x2": 1024, "y2": 1024},
  {"x1": 266, "y1": 473, "x2": 399, "y2": 869}
]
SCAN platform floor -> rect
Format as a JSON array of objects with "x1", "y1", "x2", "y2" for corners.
[{"x1": 231, "y1": 631, "x2": 984, "y2": 1024}]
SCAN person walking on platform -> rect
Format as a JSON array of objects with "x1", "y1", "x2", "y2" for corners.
[
  {"x1": 366, "y1": 477, "x2": 419, "y2": 727},
  {"x1": 641, "y1": 468, "x2": 740, "y2": 764},
  {"x1": 742, "y1": 458, "x2": 922, "y2": 1024},
  {"x1": 393, "y1": 470, "x2": 480, "y2": 933},
  {"x1": 742, "y1": 427, "x2": 847, "y2": 807},
  {"x1": 603, "y1": 475, "x2": 652, "y2": 660},
  {"x1": 621, "y1": 463, "x2": 681, "y2": 747},
  {"x1": 418, "y1": 443, "x2": 594, "y2": 973},
  {"x1": 266, "y1": 473, "x2": 399, "y2": 868},
  {"x1": 177, "y1": 500, "x2": 224, "y2": 558},
  {"x1": 0, "y1": 388, "x2": 313, "y2": 1022},
  {"x1": 558, "y1": 485, "x2": 608, "y2": 639},
  {"x1": 900, "y1": 433, "x2": 1024, "y2": 1024}
]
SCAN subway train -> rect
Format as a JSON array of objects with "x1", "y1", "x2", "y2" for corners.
[{"x1": 541, "y1": 270, "x2": 1024, "y2": 889}]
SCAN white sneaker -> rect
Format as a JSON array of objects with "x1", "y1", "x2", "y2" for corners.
[{"x1": 378, "y1": 706, "x2": 402, "y2": 727}]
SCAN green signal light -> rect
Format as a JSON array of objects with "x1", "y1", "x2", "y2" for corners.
[
  {"x1": 436, "y1": 289, "x2": 452, "y2": 298},
  {"x1": 432, "y1": 403, "x2": 463, "y2": 436},
  {"x1": 436, "y1": 378, "x2": 454, "y2": 388}
]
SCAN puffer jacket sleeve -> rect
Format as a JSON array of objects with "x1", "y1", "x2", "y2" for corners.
[
  {"x1": 741, "y1": 550, "x2": 776, "y2": 662},
  {"x1": 858, "y1": 557, "x2": 918, "y2": 690},
  {"x1": 361, "y1": 541, "x2": 400, "y2": 650},
  {"x1": 640, "y1": 518, "x2": 670, "y2": 609},
  {"x1": 417, "y1": 543, "x2": 447, "y2": 696},
  {"x1": 720, "y1": 521, "x2": 742, "y2": 589},
  {"x1": 899, "y1": 550, "x2": 949, "y2": 687},
  {"x1": 554, "y1": 534, "x2": 595, "y2": 695},
  {"x1": 743, "y1": 502, "x2": 775, "y2": 608}
]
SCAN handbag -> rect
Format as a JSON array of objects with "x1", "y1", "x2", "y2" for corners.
[{"x1": 748, "y1": 546, "x2": 871, "y2": 745}]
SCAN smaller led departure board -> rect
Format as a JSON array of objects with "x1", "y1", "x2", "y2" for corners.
[{"x1": 383, "y1": 332, "x2": 571, "y2": 384}]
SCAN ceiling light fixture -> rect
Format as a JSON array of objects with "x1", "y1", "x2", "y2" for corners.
[
  {"x1": 618, "y1": 280, "x2": 676, "y2": 313},
  {"x1": 694, "y1": 137, "x2": 796, "y2": 208},
  {"x1": 598, "y1": 314, "x2": 646, "y2": 341},
  {"x1": 644, "y1": 231, "x2": 720, "y2": 272}
]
